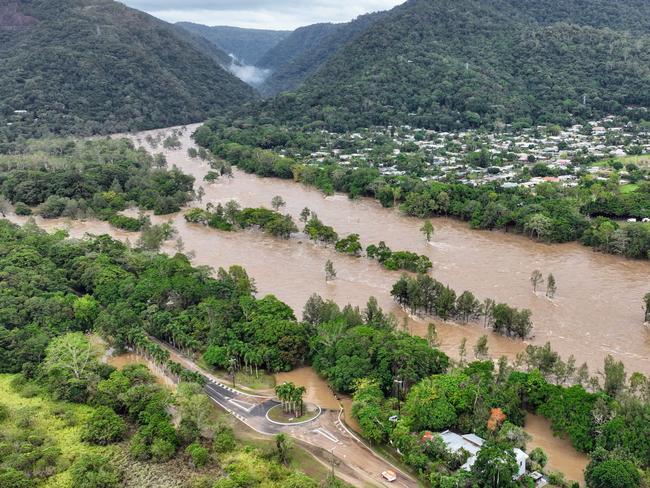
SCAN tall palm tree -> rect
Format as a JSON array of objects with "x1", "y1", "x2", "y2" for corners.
[
  {"x1": 275, "y1": 382, "x2": 294, "y2": 413},
  {"x1": 293, "y1": 386, "x2": 306, "y2": 417}
]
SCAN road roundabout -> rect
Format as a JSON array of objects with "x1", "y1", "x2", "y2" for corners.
[{"x1": 265, "y1": 402, "x2": 322, "y2": 425}]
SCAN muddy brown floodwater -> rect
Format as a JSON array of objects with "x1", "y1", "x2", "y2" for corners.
[
  {"x1": 11, "y1": 124, "x2": 643, "y2": 483},
  {"x1": 525, "y1": 414, "x2": 589, "y2": 485},
  {"x1": 9, "y1": 124, "x2": 650, "y2": 379},
  {"x1": 276, "y1": 367, "x2": 360, "y2": 432}
]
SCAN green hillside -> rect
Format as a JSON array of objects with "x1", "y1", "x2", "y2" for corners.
[
  {"x1": 170, "y1": 22, "x2": 233, "y2": 68},
  {"x1": 257, "y1": 13, "x2": 385, "y2": 96},
  {"x1": 257, "y1": 0, "x2": 650, "y2": 130},
  {"x1": 176, "y1": 23, "x2": 291, "y2": 65},
  {"x1": 0, "y1": 0, "x2": 256, "y2": 142}
]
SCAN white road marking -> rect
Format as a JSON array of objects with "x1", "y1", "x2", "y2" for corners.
[
  {"x1": 313, "y1": 428, "x2": 340, "y2": 443},
  {"x1": 229, "y1": 398, "x2": 255, "y2": 412}
]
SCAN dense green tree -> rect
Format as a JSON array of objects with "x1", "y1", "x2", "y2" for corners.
[
  {"x1": 586, "y1": 458, "x2": 641, "y2": 488},
  {"x1": 185, "y1": 442, "x2": 210, "y2": 468},
  {"x1": 0, "y1": 0, "x2": 254, "y2": 143},
  {"x1": 69, "y1": 453, "x2": 121, "y2": 488},
  {"x1": 352, "y1": 379, "x2": 391, "y2": 444},
  {"x1": 0, "y1": 469, "x2": 31, "y2": 488},
  {"x1": 471, "y1": 442, "x2": 518, "y2": 488},
  {"x1": 82, "y1": 406, "x2": 127, "y2": 445},
  {"x1": 0, "y1": 138, "x2": 195, "y2": 223},
  {"x1": 275, "y1": 433, "x2": 292, "y2": 465}
]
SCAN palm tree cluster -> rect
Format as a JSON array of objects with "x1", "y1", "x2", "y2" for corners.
[
  {"x1": 274, "y1": 382, "x2": 307, "y2": 418},
  {"x1": 126, "y1": 330, "x2": 204, "y2": 385}
]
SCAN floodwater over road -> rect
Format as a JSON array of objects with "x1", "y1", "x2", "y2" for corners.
[
  {"x1": 9, "y1": 124, "x2": 650, "y2": 377},
  {"x1": 276, "y1": 367, "x2": 360, "y2": 432}
]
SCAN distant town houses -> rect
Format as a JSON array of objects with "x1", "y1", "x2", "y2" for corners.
[{"x1": 305, "y1": 115, "x2": 650, "y2": 192}]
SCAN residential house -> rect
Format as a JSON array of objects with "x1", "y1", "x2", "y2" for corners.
[{"x1": 436, "y1": 431, "x2": 528, "y2": 479}]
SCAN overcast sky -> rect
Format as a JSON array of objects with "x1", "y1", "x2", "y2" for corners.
[{"x1": 121, "y1": 0, "x2": 405, "y2": 30}]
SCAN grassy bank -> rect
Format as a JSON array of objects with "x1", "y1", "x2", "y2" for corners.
[{"x1": 0, "y1": 374, "x2": 110, "y2": 488}]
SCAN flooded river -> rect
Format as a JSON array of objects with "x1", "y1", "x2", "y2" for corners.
[{"x1": 9, "y1": 124, "x2": 650, "y2": 377}]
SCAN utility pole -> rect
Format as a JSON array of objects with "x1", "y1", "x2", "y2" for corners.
[
  {"x1": 393, "y1": 377, "x2": 403, "y2": 416},
  {"x1": 228, "y1": 357, "x2": 237, "y2": 388}
]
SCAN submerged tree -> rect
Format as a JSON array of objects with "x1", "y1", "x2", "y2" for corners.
[
  {"x1": 458, "y1": 337, "x2": 468, "y2": 366},
  {"x1": 546, "y1": 273, "x2": 557, "y2": 298},
  {"x1": 299, "y1": 207, "x2": 311, "y2": 223},
  {"x1": 137, "y1": 221, "x2": 176, "y2": 251},
  {"x1": 530, "y1": 270, "x2": 543, "y2": 293},
  {"x1": 474, "y1": 335, "x2": 489, "y2": 360},
  {"x1": 325, "y1": 260, "x2": 337, "y2": 282},
  {"x1": 271, "y1": 195, "x2": 286, "y2": 211},
  {"x1": 426, "y1": 322, "x2": 440, "y2": 348},
  {"x1": 644, "y1": 292, "x2": 650, "y2": 322},
  {"x1": 482, "y1": 298, "x2": 495, "y2": 328},
  {"x1": 420, "y1": 220, "x2": 434, "y2": 242}
]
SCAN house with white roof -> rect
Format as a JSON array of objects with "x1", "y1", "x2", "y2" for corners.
[{"x1": 437, "y1": 431, "x2": 528, "y2": 479}]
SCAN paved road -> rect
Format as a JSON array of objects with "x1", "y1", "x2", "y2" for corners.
[
  {"x1": 155, "y1": 339, "x2": 420, "y2": 488},
  {"x1": 202, "y1": 377, "x2": 284, "y2": 435}
]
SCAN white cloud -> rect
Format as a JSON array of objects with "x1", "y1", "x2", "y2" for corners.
[
  {"x1": 121, "y1": 0, "x2": 405, "y2": 30},
  {"x1": 227, "y1": 56, "x2": 271, "y2": 85}
]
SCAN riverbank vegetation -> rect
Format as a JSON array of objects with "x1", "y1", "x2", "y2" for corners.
[
  {"x1": 194, "y1": 122, "x2": 650, "y2": 260},
  {"x1": 304, "y1": 294, "x2": 449, "y2": 394},
  {"x1": 391, "y1": 274, "x2": 533, "y2": 339},
  {"x1": 0, "y1": 137, "x2": 195, "y2": 227},
  {"x1": 185, "y1": 201, "x2": 298, "y2": 238},
  {"x1": 349, "y1": 341, "x2": 650, "y2": 487},
  {"x1": 0, "y1": 220, "x2": 337, "y2": 487},
  {"x1": 2, "y1": 219, "x2": 648, "y2": 486}
]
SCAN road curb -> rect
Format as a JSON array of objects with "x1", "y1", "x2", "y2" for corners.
[
  {"x1": 337, "y1": 406, "x2": 418, "y2": 485},
  {"x1": 265, "y1": 403, "x2": 322, "y2": 426}
]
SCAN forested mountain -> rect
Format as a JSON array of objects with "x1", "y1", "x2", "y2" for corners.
[
  {"x1": 257, "y1": 13, "x2": 385, "y2": 96},
  {"x1": 170, "y1": 22, "x2": 233, "y2": 68},
  {"x1": 0, "y1": 0, "x2": 256, "y2": 142},
  {"x1": 176, "y1": 23, "x2": 291, "y2": 65},
  {"x1": 257, "y1": 0, "x2": 650, "y2": 130}
]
